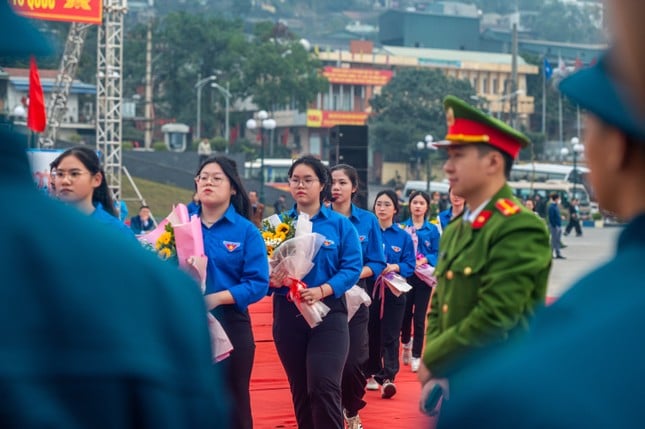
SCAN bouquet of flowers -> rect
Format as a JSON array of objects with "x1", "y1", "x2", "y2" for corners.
[
  {"x1": 263, "y1": 213, "x2": 328, "y2": 328},
  {"x1": 140, "y1": 204, "x2": 233, "y2": 363},
  {"x1": 402, "y1": 225, "x2": 437, "y2": 288},
  {"x1": 371, "y1": 272, "x2": 412, "y2": 319},
  {"x1": 261, "y1": 214, "x2": 296, "y2": 258}
]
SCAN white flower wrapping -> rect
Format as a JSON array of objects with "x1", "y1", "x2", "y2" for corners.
[
  {"x1": 404, "y1": 225, "x2": 438, "y2": 288},
  {"x1": 269, "y1": 213, "x2": 330, "y2": 328},
  {"x1": 345, "y1": 285, "x2": 372, "y2": 321}
]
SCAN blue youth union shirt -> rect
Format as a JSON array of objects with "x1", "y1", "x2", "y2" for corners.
[
  {"x1": 201, "y1": 204, "x2": 269, "y2": 312},
  {"x1": 402, "y1": 218, "x2": 440, "y2": 267},
  {"x1": 343, "y1": 204, "x2": 386, "y2": 280},
  {"x1": 381, "y1": 223, "x2": 416, "y2": 278}
]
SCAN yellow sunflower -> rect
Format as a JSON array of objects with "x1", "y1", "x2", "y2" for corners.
[
  {"x1": 274, "y1": 231, "x2": 287, "y2": 242},
  {"x1": 267, "y1": 246, "x2": 274, "y2": 258},
  {"x1": 276, "y1": 223, "x2": 290, "y2": 235},
  {"x1": 159, "y1": 247, "x2": 172, "y2": 259}
]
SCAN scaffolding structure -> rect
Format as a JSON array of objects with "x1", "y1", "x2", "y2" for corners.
[
  {"x1": 96, "y1": 0, "x2": 127, "y2": 200},
  {"x1": 42, "y1": 23, "x2": 92, "y2": 148}
]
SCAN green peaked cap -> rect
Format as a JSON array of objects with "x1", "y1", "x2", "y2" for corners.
[{"x1": 438, "y1": 95, "x2": 531, "y2": 158}]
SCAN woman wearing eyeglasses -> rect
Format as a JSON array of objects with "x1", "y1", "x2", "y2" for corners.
[
  {"x1": 365, "y1": 189, "x2": 416, "y2": 400},
  {"x1": 400, "y1": 190, "x2": 440, "y2": 373},
  {"x1": 50, "y1": 146, "x2": 133, "y2": 237},
  {"x1": 195, "y1": 156, "x2": 269, "y2": 429},
  {"x1": 329, "y1": 164, "x2": 386, "y2": 427},
  {"x1": 271, "y1": 155, "x2": 362, "y2": 429}
]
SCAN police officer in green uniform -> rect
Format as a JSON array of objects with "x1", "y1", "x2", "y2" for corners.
[
  {"x1": 417, "y1": 96, "x2": 552, "y2": 414},
  {"x1": 434, "y1": 54, "x2": 645, "y2": 428}
]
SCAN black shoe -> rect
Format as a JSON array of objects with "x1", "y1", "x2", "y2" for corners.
[
  {"x1": 555, "y1": 255, "x2": 566, "y2": 259},
  {"x1": 381, "y1": 380, "x2": 397, "y2": 399}
]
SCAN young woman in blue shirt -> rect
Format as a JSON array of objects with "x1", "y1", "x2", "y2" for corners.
[
  {"x1": 51, "y1": 146, "x2": 133, "y2": 237},
  {"x1": 329, "y1": 164, "x2": 386, "y2": 427},
  {"x1": 400, "y1": 190, "x2": 441, "y2": 373},
  {"x1": 270, "y1": 156, "x2": 362, "y2": 429},
  {"x1": 196, "y1": 156, "x2": 270, "y2": 429},
  {"x1": 365, "y1": 189, "x2": 416, "y2": 400}
]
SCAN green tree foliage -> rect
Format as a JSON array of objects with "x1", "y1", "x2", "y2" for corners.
[
  {"x1": 369, "y1": 68, "x2": 474, "y2": 162},
  {"x1": 240, "y1": 21, "x2": 328, "y2": 112},
  {"x1": 529, "y1": 1, "x2": 604, "y2": 44}
]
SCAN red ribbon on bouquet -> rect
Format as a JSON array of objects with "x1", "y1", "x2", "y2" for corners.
[
  {"x1": 373, "y1": 273, "x2": 394, "y2": 320},
  {"x1": 284, "y1": 277, "x2": 308, "y2": 302}
]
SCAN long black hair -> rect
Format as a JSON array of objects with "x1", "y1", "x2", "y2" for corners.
[
  {"x1": 408, "y1": 189, "x2": 431, "y2": 217},
  {"x1": 329, "y1": 163, "x2": 359, "y2": 203},
  {"x1": 373, "y1": 189, "x2": 401, "y2": 216},
  {"x1": 195, "y1": 155, "x2": 251, "y2": 219},
  {"x1": 287, "y1": 155, "x2": 329, "y2": 204},
  {"x1": 52, "y1": 146, "x2": 117, "y2": 217}
]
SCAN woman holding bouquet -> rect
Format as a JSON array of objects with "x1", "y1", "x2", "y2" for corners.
[
  {"x1": 50, "y1": 146, "x2": 133, "y2": 237},
  {"x1": 365, "y1": 189, "x2": 416, "y2": 399},
  {"x1": 271, "y1": 155, "x2": 362, "y2": 429},
  {"x1": 329, "y1": 164, "x2": 386, "y2": 427},
  {"x1": 400, "y1": 190, "x2": 440, "y2": 373},
  {"x1": 195, "y1": 156, "x2": 269, "y2": 429}
]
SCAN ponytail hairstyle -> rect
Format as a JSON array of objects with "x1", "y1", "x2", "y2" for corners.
[{"x1": 53, "y1": 146, "x2": 117, "y2": 217}]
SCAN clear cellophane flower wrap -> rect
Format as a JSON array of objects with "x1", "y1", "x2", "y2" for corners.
[
  {"x1": 269, "y1": 213, "x2": 329, "y2": 328},
  {"x1": 403, "y1": 225, "x2": 438, "y2": 288},
  {"x1": 140, "y1": 204, "x2": 233, "y2": 363},
  {"x1": 345, "y1": 284, "x2": 372, "y2": 321},
  {"x1": 372, "y1": 272, "x2": 412, "y2": 319}
]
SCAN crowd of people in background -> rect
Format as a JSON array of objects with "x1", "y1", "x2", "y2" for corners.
[{"x1": 5, "y1": 0, "x2": 645, "y2": 427}]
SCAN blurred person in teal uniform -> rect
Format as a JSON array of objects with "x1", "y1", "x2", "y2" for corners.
[
  {"x1": 0, "y1": 4, "x2": 226, "y2": 427},
  {"x1": 436, "y1": 54, "x2": 645, "y2": 428}
]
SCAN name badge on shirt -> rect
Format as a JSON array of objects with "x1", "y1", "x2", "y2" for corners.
[{"x1": 223, "y1": 241, "x2": 240, "y2": 252}]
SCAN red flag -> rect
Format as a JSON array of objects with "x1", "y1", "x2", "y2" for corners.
[{"x1": 27, "y1": 56, "x2": 46, "y2": 133}]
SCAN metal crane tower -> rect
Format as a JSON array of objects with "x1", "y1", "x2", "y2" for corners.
[
  {"x1": 96, "y1": 0, "x2": 127, "y2": 201},
  {"x1": 42, "y1": 23, "x2": 92, "y2": 148}
]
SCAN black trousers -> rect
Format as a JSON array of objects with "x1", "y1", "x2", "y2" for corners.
[
  {"x1": 212, "y1": 305, "x2": 256, "y2": 429},
  {"x1": 341, "y1": 302, "x2": 369, "y2": 416},
  {"x1": 365, "y1": 278, "x2": 407, "y2": 383},
  {"x1": 273, "y1": 294, "x2": 349, "y2": 429},
  {"x1": 565, "y1": 218, "x2": 582, "y2": 236},
  {"x1": 401, "y1": 274, "x2": 433, "y2": 358}
]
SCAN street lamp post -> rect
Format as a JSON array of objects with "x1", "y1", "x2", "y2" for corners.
[
  {"x1": 246, "y1": 110, "x2": 276, "y2": 202},
  {"x1": 194, "y1": 75, "x2": 217, "y2": 141},
  {"x1": 416, "y1": 134, "x2": 436, "y2": 193},
  {"x1": 570, "y1": 136, "x2": 584, "y2": 199},
  {"x1": 211, "y1": 81, "x2": 232, "y2": 154}
]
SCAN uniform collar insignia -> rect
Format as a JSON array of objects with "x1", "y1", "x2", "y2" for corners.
[
  {"x1": 472, "y1": 210, "x2": 493, "y2": 229},
  {"x1": 495, "y1": 198, "x2": 520, "y2": 216}
]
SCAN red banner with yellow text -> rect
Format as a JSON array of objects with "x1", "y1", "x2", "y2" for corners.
[
  {"x1": 11, "y1": 0, "x2": 103, "y2": 24},
  {"x1": 306, "y1": 109, "x2": 369, "y2": 128},
  {"x1": 322, "y1": 67, "x2": 393, "y2": 86}
]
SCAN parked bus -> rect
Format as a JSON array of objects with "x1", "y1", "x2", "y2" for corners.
[
  {"x1": 510, "y1": 162, "x2": 590, "y2": 187},
  {"x1": 243, "y1": 158, "x2": 329, "y2": 184},
  {"x1": 508, "y1": 180, "x2": 595, "y2": 217}
]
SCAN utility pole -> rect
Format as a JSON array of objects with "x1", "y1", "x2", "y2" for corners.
[
  {"x1": 510, "y1": 22, "x2": 518, "y2": 129},
  {"x1": 144, "y1": 18, "x2": 153, "y2": 149}
]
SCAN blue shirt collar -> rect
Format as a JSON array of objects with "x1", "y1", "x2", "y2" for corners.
[
  {"x1": 197, "y1": 203, "x2": 237, "y2": 225},
  {"x1": 287, "y1": 204, "x2": 330, "y2": 220}
]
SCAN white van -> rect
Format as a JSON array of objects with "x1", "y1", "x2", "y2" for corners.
[{"x1": 402, "y1": 180, "x2": 450, "y2": 199}]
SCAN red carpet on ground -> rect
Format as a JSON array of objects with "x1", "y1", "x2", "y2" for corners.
[{"x1": 249, "y1": 297, "x2": 435, "y2": 429}]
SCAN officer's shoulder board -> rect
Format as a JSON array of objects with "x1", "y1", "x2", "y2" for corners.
[{"x1": 494, "y1": 198, "x2": 520, "y2": 217}]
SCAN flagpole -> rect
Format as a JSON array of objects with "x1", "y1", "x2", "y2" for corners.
[
  {"x1": 558, "y1": 93, "x2": 563, "y2": 152},
  {"x1": 542, "y1": 58, "x2": 546, "y2": 135}
]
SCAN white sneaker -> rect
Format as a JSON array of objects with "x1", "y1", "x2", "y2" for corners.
[
  {"x1": 402, "y1": 341, "x2": 412, "y2": 365},
  {"x1": 411, "y1": 357, "x2": 421, "y2": 373},
  {"x1": 366, "y1": 376, "x2": 379, "y2": 391},
  {"x1": 343, "y1": 409, "x2": 363, "y2": 429}
]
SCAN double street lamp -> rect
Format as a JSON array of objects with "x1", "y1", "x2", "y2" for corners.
[
  {"x1": 246, "y1": 110, "x2": 276, "y2": 202},
  {"x1": 416, "y1": 134, "x2": 437, "y2": 193},
  {"x1": 195, "y1": 75, "x2": 217, "y2": 141},
  {"x1": 560, "y1": 136, "x2": 584, "y2": 198}
]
